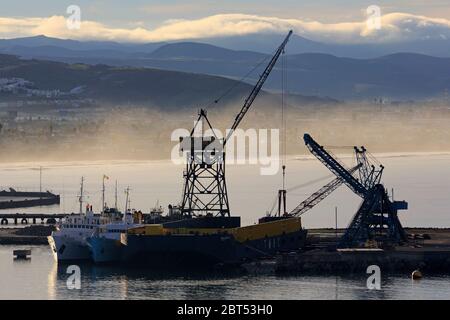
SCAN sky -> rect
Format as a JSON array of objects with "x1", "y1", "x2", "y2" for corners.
[{"x1": 1, "y1": 0, "x2": 450, "y2": 43}]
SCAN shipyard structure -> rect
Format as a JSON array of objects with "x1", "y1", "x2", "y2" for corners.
[
  {"x1": 85, "y1": 31, "x2": 407, "y2": 270},
  {"x1": 47, "y1": 31, "x2": 447, "y2": 273}
]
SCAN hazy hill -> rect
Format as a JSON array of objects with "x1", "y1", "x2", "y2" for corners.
[
  {"x1": 21, "y1": 49, "x2": 450, "y2": 100},
  {"x1": 280, "y1": 53, "x2": 450, "y2": 100},
  {"x1": 3, "y1": 34, "x2": 450, "y2": 58},
  {"x1": 0, "y1": 54, "x2": 335, "y2": 108},
  {"x1": 149, "y1": 42, "x2": 266, "y2": 61},
  {"x1": 0, "y1": 54, "x2": 249, "y2": 108},
  {"x1": 0, "y1": 35, "x2": 165, "y2": 53},
  {"x1": 200, "y1": 33, "x2": 450, "y2": 58},
  {"x1": 2, "y1": 36, "x2": 450, "y2": 100}
]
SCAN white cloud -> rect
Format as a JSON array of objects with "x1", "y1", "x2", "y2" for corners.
[{"x1": 0, "y1": 12, "x2": 450, "y2": 43}]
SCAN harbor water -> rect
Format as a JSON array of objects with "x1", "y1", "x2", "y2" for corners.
[{"x1": 1, "y1": 245, "x2": 450, "y2": 300}]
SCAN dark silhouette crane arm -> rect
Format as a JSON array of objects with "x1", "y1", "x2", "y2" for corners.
[
  {"x1": 303, "y1": 133, "x2": 367, "y2": 197},
  {"x1": 223, "y1": 30, "x2": 293, "y2": 146},
  {"x1": 288, "y1": 164, "x2": 361, "y2": 217}
]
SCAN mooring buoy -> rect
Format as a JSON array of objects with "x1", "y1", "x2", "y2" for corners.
[
  {"x1": 13, "y1": 249, "x2": 31, "y2": 260},
  {"x1": 411, "y1": 270, "x2": 423, "y2": 280}
]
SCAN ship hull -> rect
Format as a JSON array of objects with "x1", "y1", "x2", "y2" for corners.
[
  {"x1": 121, "y1": 228, "x2": 307, "y2": 267},
  {"x1": 48, "y1": 234, "x2": 91, "y2": 261},
  {"x1": 121, "y1": 233, "x2": 238, "y2": 267},
  {"x1": 87, "y1": 236, "x2": 123, "y2": 263}
]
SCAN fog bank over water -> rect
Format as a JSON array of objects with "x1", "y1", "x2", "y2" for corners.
[
  {"x1": 0, "y1": 101, "x2": 449, "y2": 228},
  {"x1": 0, "y1": 101, "x2": 449, "y2": 163}
]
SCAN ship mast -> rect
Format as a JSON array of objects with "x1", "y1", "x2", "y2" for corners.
[
  {"x1": 124, "y1": 187, "x2": 130, "y2": 223},
  {"x1": 39, "y1": 166, "x2": 42, "y2": 198},
  {"x1": 114, "y1": 180, "x2": 118, "y2": 210},
  {"x1": 102, "y1": 174, "x2": 108, "y2": 214},
  {"x1": 78, "y1": 176, "x2": 84, "y2": 215}
]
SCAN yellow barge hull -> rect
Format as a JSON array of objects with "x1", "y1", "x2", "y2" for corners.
[{"x1": 120, "y1": 217, "x2": 307, "y2": 266}]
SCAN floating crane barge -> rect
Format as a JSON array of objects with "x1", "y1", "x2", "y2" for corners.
[
  {"x1": 89, "y1": 31, "x2": 449, "y2": 273},
  {"x1": 109, "y1": 31, "x2": 309, "y2": 268},
  {"x1": 120, "y1": 216, "x2": 306, "y2": 267}
]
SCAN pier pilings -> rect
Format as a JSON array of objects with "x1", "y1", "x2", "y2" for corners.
[{"x1": 0, "y1": 214, "x2": 65, "y2": 225}]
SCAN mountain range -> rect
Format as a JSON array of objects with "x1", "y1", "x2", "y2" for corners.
[
  {"x1": 1, "y1": 35, "x2": 450, "y2": 101},
  {"x1": 0, "y1": 53, "x2": 335, "y2": 109},
  {"x1": 2, "y1": 34, "x2": 450, "y2": 58},
  {"x1": 202, "y1": 33, "x2": 450, "y2": 58}
]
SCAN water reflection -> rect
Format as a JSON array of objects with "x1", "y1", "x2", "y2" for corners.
[
  {"x1": 48, "y1": 261, "x2": 406, "y2": 300},
  {"x1": 1, "y1": 247, "x2": 448, "y2": 300},
  {"x1": 47, "y1": 261, "x2": 57, "y2": 300},
  {"x1": 53, "y1": 262, "x2": 244, "y2": 300}
]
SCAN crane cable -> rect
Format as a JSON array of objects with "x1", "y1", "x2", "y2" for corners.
[
  {"x1": 280, "y1": 47, "x2": 288, "y2": 215},
  {"x1": 271, "y1": 46, "x2": 288, "y2": 216},
  {"x1": 281, "y1": 47, "x2": 286, "y2": 170},
  {"x1": 204, "y1": 48, "x2": 277, "y2": 111},
  {"x1": 198, "y1": 49, "x2": 277, "y2": 143}
]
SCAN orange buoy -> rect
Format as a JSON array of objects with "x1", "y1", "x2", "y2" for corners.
[{"x1": 412, "y1": 270, "x2": 423, "y2": 280}]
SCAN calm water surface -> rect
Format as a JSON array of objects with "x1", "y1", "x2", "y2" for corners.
[{"x1": 1, "y1": 245, "x2": 450, "y2": 300}]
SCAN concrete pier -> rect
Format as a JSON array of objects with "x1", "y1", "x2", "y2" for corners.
[{"x1": 243, "y1": 228, "x2": 450, "y2": 274}]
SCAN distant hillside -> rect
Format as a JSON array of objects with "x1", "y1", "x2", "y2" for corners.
[
  {"x1": 202, "y1": 33, "x2": 450, "y2": 58},
  {"x1": 3, "y1": 34, "x2": 450, "y2": 58},
  {"x1": 0, "y1": 45, "x2": 141, "y2": 59},
  {"x1": 0, "y1": 54, "x2": 249, "y2": 108},
  {"x1": 149, "y1": 42, "x2": 266, "y2": 61},
  {"x1": 281, "y1": 53, "x2": 450, "y2": 100},
  {"x1": 0, "y1": 54, "x2": 335, "y2": 109},
  {"x1": 21, "y1": 49, "x2": 450, "y2": 100},
  {"x1": 0, "y1": 35, "x2": 164, "y2": 53},
  {"x1": 2, "y1": 35, "x2": 450, "y2": 100}
]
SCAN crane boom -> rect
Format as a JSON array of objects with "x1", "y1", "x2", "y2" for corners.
[
  {"x1": 303, "y1": 133, "x2": 367, "y2": 197},
  {"x1": 289, "y1": 164, "x2": 361, "y2": 217},
  {"x1": 223, "y1": 30, "x2": 293, "y2": 146}
]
